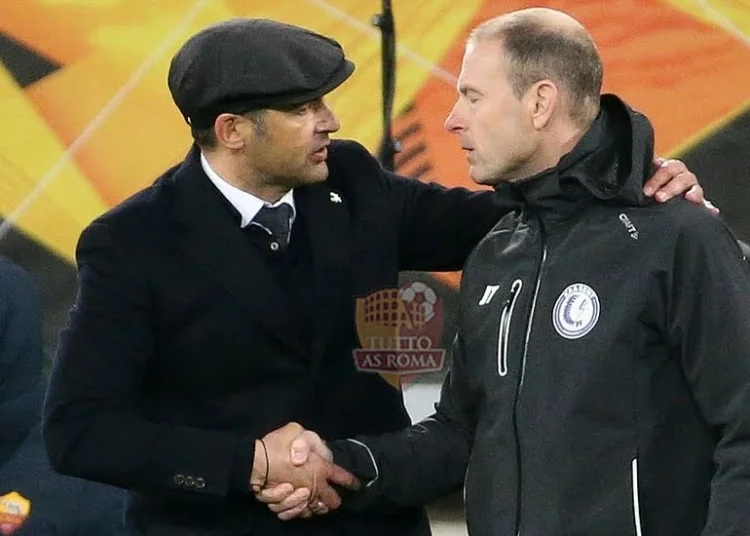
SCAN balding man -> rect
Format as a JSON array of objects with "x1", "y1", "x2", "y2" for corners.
[{"x1": 269, "y1": 8, "x2": 750, "y2": 536}]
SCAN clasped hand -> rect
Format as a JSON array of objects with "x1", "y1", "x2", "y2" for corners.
[{"x1": 252, "y1": 423, "x2": 356, "y2": 520}]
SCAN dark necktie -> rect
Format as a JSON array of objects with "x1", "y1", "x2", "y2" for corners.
[{"x1": 252, "y1": 204, "x2": 293, "y2": 248}]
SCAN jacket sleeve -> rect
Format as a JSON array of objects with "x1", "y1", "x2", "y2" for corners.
[
  {"x1": 332, "y1": 139, "x2": 512, "y2": 271},
  {"x1": 665, "y1": 216, "x2": 750, "y2": 535},
  {"x1": 330, "y1": 334, "x2": 476, "y2": 510},
  {"x1": 42, "y1": 222, "x2": 254, "y2": 497},
  {"x1": 389, "y1": 171, "x2": 509, "y2": 271}
]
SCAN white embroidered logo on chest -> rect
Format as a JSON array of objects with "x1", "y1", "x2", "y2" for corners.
[
  {"x1": 552, "y1": 283, "x2": 600, "y2": 339},
  {"x1": 618, "y1": 213, "x2": 639, "y2": 240}
]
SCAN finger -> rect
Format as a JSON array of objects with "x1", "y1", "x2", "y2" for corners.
[
  {"x1": 255, "y1": 483, "x2": 295, "y2": 504},
  {"x1": 643, "y1": 158, "x2": 675, "y2": 196},
  {"x1": 274, "y1": 422, "x2": 305, "y2": 438},
  {"x1": 327, "y1": 463, "x2": 361, "y2": 491},
  {"x1": 654, "y1": 171, "x2": 696, "y2": 202},
  {"x1": 644, "y1": 159, "x2": 696, "y2": 199},
  {"x1": 683, "y1": 184, "x2": 705, "y2": 204},
  {"x1": 277, "y1": 502, "x2": 312, "y2": 521},
  {"x1": 267, "y1": 488, "x2": 311, "y2": 513},
  {"x1": 300, "y1": 508, "x2": 314, "y2": 519},
  {"x1": 290, "y1": 437, "x2": 311, "y2": 466},
  {"x1": 290, "y1": 437, "x2": 312, "y2": 466},
  {"x1": 303, "y1": 431, "x2": 332, "y2": 461},
  {"x1": 285, "y1": 421, "x2": 304, "y2": 433},
  {"x1": 683, "y1": 184, "x2": 720, "y2": 214},
  {"x1": 315, "y1": 481, "x2": 343, "y2": 510},
  {"x1": 292, "y1": 431, "x2": 330, "y2": 465},
  {"x1": 309, "y1": 499, "x2": 329, "y2": 516}
]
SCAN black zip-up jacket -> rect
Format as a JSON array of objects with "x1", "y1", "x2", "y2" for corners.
[{"x1": 331, "y1": 95, "x2": 750, "y2": 536}]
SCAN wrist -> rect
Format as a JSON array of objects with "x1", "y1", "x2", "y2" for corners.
[{"x1": 330, "y1": 439, "x2": 378, "y2": 485}]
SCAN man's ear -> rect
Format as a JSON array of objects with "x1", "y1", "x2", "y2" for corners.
[
  {"x1": 214, "y1": 113, "x2": 246, "y2": 150},
  {"x1": 525, "y1": 80, "x2": 558, "y2": 130}
]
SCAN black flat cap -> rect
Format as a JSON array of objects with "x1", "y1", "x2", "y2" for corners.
[{"x1": 168, "y1": 18, "x2": 355, "y2": 128}]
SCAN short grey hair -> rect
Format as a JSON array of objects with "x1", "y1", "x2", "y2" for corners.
[{"x1": 469, "y1": 15, "x2": 603, "y2": 127}]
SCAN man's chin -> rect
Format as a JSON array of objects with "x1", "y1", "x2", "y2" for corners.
[
  {"x1": 301, "y1": 164, "x2": 329, "y2": 185},
  {"x1": 469, "y1": 166, "x2": 491, "y2": 185},
  {"x1": 470, "y1": 169, "x2": 508, "y2": 188}
]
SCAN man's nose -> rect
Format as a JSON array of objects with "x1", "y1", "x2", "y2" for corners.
[
  {"x1": 444, "y1": 103, "x2": 465, "y2": 133},
  {"x1": 320, "y1": 102, "x2": 341, "y2": 133}
]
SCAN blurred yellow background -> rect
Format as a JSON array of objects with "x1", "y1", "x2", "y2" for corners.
[{"x1": 1, "y1": 0, "x2": 749, "y2": 263}]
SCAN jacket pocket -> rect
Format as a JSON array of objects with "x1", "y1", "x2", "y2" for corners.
[
  {"x1": 631, "y1": 458, "x2": 644, "y2": 536},
  {"x1": 497, "y1": 279, "x2": 523, "y2": 377}
]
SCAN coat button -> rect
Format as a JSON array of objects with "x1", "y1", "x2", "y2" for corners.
[
  {"x1": 196, "y1": 477, "x2": 206, "y2": 489},
  {"x1": 174, "y1": 474, "x2": 185, "y2": 485},
  {"x1": 186, "y1": 476, "x2": 195, "y2": 487},
  {"x1": 270, "y1": 241, "x2": 280, "y2": 251}
]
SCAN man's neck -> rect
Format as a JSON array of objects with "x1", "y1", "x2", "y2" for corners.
[
  {"x1": 202, "y1": 151, "x2": 288, "y2": 204},
  {"x1": 517, "y1": 122, "x2": 589, "y2": 182},
  {"x1": 557, "y1": 124, "x2": 588, "y2": 159}
]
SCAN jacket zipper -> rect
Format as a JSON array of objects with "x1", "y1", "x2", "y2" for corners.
[
  {"x1": 512, "y1": 213, "x2": 548, "y2": 536},
  {"x1": 497, "y1": 279, "x2": 523, "y2": 376},
  {"x1": 632, "y1": 458, "x2": 643, "y2": 536}
]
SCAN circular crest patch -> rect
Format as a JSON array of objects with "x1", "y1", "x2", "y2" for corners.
[{"x1": 552, "y1": 283, "x2": 600, "y2": 339}]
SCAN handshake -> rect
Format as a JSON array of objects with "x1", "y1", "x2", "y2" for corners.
[{"x1": 250, "y1": 423, "x2": 360, "y2": 520}]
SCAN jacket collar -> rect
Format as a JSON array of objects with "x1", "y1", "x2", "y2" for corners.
[
  {"x1": 199, "y1": 152, "x2": 297, "y2": 228},
  {"x1": 494, "y1": 94, "x2": 656, "y2": 227}
]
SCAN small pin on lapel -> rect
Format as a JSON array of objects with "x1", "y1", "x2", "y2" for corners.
[{"x1": 330, "y1": 192, "x2": 342, "y2": 203}]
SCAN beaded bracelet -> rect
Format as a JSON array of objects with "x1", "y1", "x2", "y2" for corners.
[{"x1": 259, "y1": 438, "x2": 270, "y2": 488}]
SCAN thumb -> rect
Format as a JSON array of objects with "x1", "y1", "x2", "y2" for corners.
[
  {"x1": 291, "y1": 436, "x2": 312, "y2": 466},
  {"x1": 299, "y1": 430, "x2": 331, "y2": 462}
]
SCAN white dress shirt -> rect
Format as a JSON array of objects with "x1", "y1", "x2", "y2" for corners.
[{"x1": 200, "y1": 153, "x2": 296, "y2": 235}]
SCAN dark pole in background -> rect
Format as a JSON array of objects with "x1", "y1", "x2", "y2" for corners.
[{"x1": 372, "y1": 0, "x2": 400, "y2": 172}]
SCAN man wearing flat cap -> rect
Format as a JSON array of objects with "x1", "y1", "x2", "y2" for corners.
[{"x1": 42, "y1": 17, "x2": 706, "y2": 536}]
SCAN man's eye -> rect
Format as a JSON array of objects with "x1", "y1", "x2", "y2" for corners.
[{"x1": 281, "y1": 104, "x2": 309, "y2": 115}]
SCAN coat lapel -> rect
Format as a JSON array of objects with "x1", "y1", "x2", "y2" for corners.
[
  {"x1": 294, "y1": 183, "x2": 352, "y2": 375},
  {"x1": 171, "y1": 147, "x2": 305, "y2": 356}
]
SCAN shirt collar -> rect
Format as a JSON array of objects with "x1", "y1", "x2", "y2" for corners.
[{"x1": 200, "y1": 152, "x2": 296, "y2": 228}]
